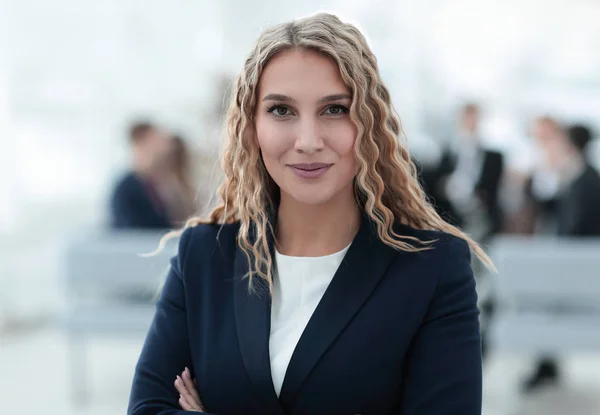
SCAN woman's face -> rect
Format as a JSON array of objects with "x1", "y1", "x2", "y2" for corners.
[{"x1": 254, "y1": 48, "x2": 358, "y2": 207}]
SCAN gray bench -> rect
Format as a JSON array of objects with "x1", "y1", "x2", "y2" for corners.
[
  {"x1": 489, "y1": 236, "x2": 600, "y2": 354},
  {"x1": 62, "y1": 229, "x2": 177, "y2": 404}
]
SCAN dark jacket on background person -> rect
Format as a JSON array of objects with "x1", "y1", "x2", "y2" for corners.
[
  {"x1": 423, "y1": 147, "x2": 504, "y2": 235},
  {"x1": 110, "y1": 172, "x2": 172, "y2": 229},
  {"x1": 557, "y1": 164, "x2": 600, "y2": 236}
]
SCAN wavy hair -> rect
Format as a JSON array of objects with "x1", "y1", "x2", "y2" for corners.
[{"x1": 161, "y1": 13, "x2": 493, "y2": 293}]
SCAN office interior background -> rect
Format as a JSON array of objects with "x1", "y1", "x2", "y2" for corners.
[{"x1": 1, "y1": 0, "x2": 600, "y2": 414}]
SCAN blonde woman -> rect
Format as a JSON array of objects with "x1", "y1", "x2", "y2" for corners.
[
  {"x1": 129, "y1": 13, "x2": 489, "y2": 415},
  {"x1": 156, "y1": 135, "x2": 199, "y2": 226}
]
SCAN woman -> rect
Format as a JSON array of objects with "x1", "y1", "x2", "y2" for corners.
[
  {"x1": 129, "y1": 13, "x2": 490, "y2": 415},
  {"x1": 155, "y1": 134, "x2": 199, "y2": 226}
]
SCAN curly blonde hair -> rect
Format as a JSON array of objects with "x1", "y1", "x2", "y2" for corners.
[{"x1": 162, "y1": 12, "x2": 493, "y2": 293}]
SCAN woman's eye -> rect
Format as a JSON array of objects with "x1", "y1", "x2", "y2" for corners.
[
  {"x1": 267, "y1": 105, "x2": 291, "y2": 117},
  {"x1": 324, "y1": 105, "x2": 349, "y2": 116}
]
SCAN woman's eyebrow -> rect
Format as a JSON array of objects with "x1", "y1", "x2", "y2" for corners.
[
  {"x1": 262, "y1": 94, "x2": 294, "y2": 102},
  {"x1": 261, "y1": 93, "x2": 351, "y2": 103},
  {"x1": 318, "y1": 93, "x2": 351, "y2": 104}
]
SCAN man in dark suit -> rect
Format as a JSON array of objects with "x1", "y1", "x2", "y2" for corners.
[
  {"x1": 423, "y1": 103, "x2": 505, "y2": 240},
  {"x1": 523, "y1": 123, "x2": 600, "y2": 392},
  {"x1": 110, "y1": 121, "x2": 173, "y2": 229}
]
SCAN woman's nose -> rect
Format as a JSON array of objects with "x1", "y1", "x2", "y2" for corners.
[{"x1": 294, "y1": 119, "x2": 324, "y2": 154}]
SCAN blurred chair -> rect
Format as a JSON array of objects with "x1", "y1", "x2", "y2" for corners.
[
  {"x1": 62, "y1": 229, "x2": 176, "y2": 405},
  {"x1": 489, "y1": 236, "x2": 600, "y2": 354}
]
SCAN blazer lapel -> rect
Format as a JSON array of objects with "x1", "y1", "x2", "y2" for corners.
[
  {"x1": 233, "y1": 231, "x2": 284, "y2": 415},
  {"x1": 278, "y1": 215, "x2": 398, "y2": 407}
]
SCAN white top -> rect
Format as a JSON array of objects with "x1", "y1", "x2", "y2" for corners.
[{"x1": 269, "y1": 244, "x2": 351, "y2": 397}]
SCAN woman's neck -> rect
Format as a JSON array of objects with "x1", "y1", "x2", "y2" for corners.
[{"x1": 275, "y1": 191, "x2": 361, "y2": 257}]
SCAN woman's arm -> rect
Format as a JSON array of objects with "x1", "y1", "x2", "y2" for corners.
[
  {"x1": 400, "y1": 236, "x2": 482, "y2": 415},
  {"x1": 128, "y1": 228, "x2": 215, "y2": 415}
]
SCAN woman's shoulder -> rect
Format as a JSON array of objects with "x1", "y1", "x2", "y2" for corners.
[
  {"x1": 390, "y1": 224, "x2": 475, "y2": 298},
  {"x1": 178, "y1": 221, "x2": 241, "y2": 262},
  {"x1": 395, "y1": 223, "x2": 468, "y2": 246},
  {"x1": 182, "y1": 221, "x2": 240, "y2": 240},
  {"x1": 392, "y1": 223, "x2": 471, "y2": 263}
]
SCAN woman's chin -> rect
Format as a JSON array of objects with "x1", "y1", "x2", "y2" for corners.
[{"x1": 284, "y1": 189, "x2": 337, "y2": 207}]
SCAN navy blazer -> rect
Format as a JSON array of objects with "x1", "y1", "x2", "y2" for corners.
[
  {"x1": 128, "y1": 216, "x2": 482, "y2": 415},
  {"x1": 110, "y1": 172, "x2": 172, "y2": 229}
]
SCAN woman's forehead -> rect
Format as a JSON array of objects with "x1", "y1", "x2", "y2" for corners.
[{"x1": 257, "y1": 49, "x2": 350, "y2": 101}]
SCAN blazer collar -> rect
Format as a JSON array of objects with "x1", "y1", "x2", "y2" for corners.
[
  {"x1": 278, "y1": 213, "x2": 398, "y2": 407},
  {"x1": 233, "y1": 212, "x2": 398, "y2": 412},
  {"x1": 233, "y1": 220, "x2": 284, "y2": 415}
]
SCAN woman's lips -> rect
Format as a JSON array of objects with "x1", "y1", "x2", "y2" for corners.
[{"x1": 288, "y1": 163, "x2": 333, "y2": 179}]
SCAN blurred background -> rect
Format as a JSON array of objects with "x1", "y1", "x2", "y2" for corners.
[{"x1": 1, "y1": 0, "x2": 600, "y2": 414}]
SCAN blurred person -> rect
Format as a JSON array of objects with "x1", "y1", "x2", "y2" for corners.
[
  {"x1": 128, "y1": 13, "x2": 489, "y2": 415},
  {"x1": 428, "y1": 103, "x2": 504, "y2": 241},
  {"x1": 522, "y1": 116, "x2": 565, "y2": 234},
  {"x1": 522, "y1": 123, "x2": 600, "y2": 393},
  {"x1": 552, "y1": 124, "x2": 600, "y2": 235},
  {"x1": 155, "y1": 134, "x2": 199, "y2": 226},
  {"x1": 502, "y1": 116, "x2": 562, "y2": 235},
  {"x1": 110, "y1": 121, "x2": 173, "y2": 229}
]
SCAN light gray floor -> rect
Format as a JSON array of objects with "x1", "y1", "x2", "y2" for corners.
[{"x1": 2, "y1": 327, "x2": 600, "y2": 415}]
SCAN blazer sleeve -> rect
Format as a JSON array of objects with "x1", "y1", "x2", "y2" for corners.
[
  {"x1": 128, "y1": 228, "x2": 217, "y2": 415},
  {"x1": 400, "y1": 236, "x2": 482, "y2": 415}
]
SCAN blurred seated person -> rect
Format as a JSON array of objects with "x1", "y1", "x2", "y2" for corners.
[
  {"x1": 525, "y1": 120, "x2": 600, "y2": 235},
  {"x1": 520, "y1": 116, "x2": 564, "y2": 234},
  {"x1": 425, "y1": 103, "x2": 504, "y2": 241},
  {"x1": 523, "y1": 123, "x2": 600, "y2": 393},
  {"x1": 555, "y1": 124, "x2": 600, "y2": 235},
  {"x1": 110, "y1": 121, "x2": 173, "y2": 229},
  {"x1": 154, "y1": 135, "x2": 199, "y2": 226}
]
